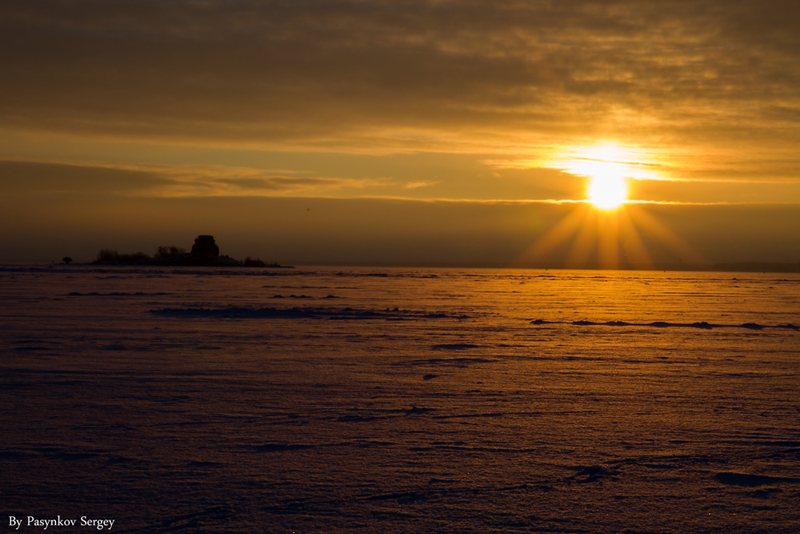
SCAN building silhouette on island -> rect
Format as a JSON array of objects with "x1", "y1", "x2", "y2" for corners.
[{"x1": 190, "y1": 235, "x2": 220, "y2": 256}]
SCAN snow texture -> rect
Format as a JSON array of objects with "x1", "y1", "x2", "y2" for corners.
[{"x1": 1, "y1": 264, "x2": 799, "y2": 533}]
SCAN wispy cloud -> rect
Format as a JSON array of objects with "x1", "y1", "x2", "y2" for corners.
[
  {"x1": 0, "y1": 159, "x2": 393, "y2": 198},
  {"x1": 140, "y1": 164, "x2": 393, "y2": 196},
  {"x1": 403, "y1": 181, "x2": 438, "y2": 190}
]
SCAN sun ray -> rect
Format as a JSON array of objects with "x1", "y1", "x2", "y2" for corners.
[
  {"x1": 616, "y1": 207, "x2": 655, "y2": 269},
  {"x1": 597, "y1": 210, "x2": 620, "y2": 268},
  {"x1": 516, "y1": 202, "x2": 704, "y2": 270},
  {"x1": 516, "y1": 205, "x2": 589, "y2": 265},
  {"x1": 565, "y1": 209, "x2": 601, "y2": 267},
  {"x1": 627, "y1": 206, "x2": 707, "y2": 265}
]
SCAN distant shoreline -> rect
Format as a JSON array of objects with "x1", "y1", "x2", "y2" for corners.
[
  {"x1": 2, "y1": 261, "x2": 799, "y2": 274},
  {"x1": 226, "y1": 261, "x2": 800, "y2": 274}
]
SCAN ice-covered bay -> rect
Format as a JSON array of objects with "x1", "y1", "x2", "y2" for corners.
[{"x1": 1, "y1": 265, "x2": 799, "y2": 532}]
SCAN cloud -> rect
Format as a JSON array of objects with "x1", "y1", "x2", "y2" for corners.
[
  {"x1": 0, "y1": 159, "x2": 392, "y2": 198},
  {"x1": 0, "y1": 160, "x2": 168, "y2": 194},
  {"x1": 145, "y1": 164, "x2": 393, "y2": 196},
  {"x1": 403, "y1": 181, "x2": 438, "y2": 189},
  {"x1": 1, "y1": 0, "x2": 798, "y2": 170}
]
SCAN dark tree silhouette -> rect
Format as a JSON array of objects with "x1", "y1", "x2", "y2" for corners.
[
  {"x1": 155, "y1": 246, "x2": 186, "y2": 258},
  {"x1": 92, "y1": 249, "x2": 150, "y2": 264},
  {"x1": 244, "y1": 256, "x2": 266, "y2": 267},
  {"x1": 62, "y1": 257, "x2": 72, "y2": 265}
]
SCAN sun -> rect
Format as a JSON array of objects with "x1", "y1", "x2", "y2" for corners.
[
  {"x1": 587, "y1": 170, "x2": 628, "y2": 210},
  {"x1": 578, "y1": 155, "x2": 629, "y2": 210},
  {"x1": 547, "y1": 144, "x2": 633, "y2": 210}
]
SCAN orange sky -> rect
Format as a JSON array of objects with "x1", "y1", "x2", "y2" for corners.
[{"x1": 1, "y1": 1, "x2": 799, "y2": 265}]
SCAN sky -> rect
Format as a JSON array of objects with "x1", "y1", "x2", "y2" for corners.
[{"x1": 1, "y1": 0, "x2": 799, "y2": 266}]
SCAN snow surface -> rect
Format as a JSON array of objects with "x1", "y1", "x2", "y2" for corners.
[{"x1": 1, "y1": 265, "x2": 799, "y2": 533}]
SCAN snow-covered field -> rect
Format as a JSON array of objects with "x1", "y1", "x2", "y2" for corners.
[{"x1": 1, "y1": 265, "x2": 799, "y2": 533}]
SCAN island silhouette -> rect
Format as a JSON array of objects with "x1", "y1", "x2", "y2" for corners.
[{"x1": 92, "y1": 235, "x2": 288, "y2": 267}]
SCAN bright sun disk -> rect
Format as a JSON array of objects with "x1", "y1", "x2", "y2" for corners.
[
  {"x1": 552, "y1": 144, "x2": 640, "y2": 210},
  {"x1": 585, "y1": 161, "x2": 628, "y2": 210}
]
